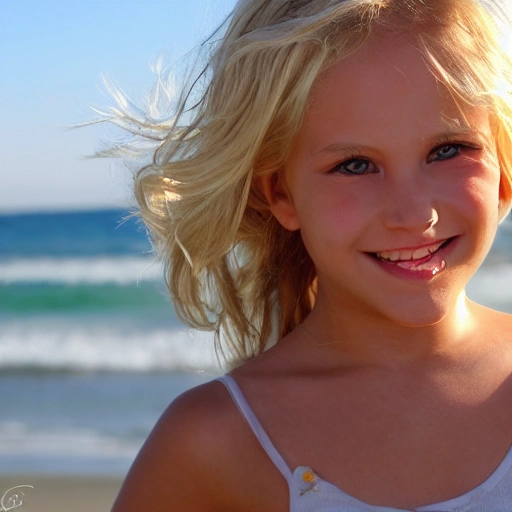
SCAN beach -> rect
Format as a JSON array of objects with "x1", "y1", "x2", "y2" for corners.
[{"x1": 0, "y1": 474, "x2": 122, "y2": 512}]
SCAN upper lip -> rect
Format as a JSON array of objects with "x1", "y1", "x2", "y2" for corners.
[{"x1": 370, "y1": 237, "x2": 454, "y2": 262}]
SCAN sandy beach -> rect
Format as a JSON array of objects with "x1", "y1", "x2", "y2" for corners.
[{"x1": 0, "y1": 474, "x2": 123, "y2": 512}]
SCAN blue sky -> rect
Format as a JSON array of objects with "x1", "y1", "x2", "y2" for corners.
[{"x1": 0, "y1": 0, "x2": 235, "y2": 212}]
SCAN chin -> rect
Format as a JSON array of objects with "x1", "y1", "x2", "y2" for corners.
[{"x1": 377, "y1": 293, "x2": 460, "y2": 329}]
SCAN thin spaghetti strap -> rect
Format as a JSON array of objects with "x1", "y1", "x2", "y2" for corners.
[{"x1": 217, "y1": 374, "x2": 294, "y2": 484}]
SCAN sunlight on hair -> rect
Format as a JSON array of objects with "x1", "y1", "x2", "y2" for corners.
[
  {"x1": 163, "y1": 177, "x2": 182, "y2": 202},
  {"x1": 89, "y1": 68, "x2": 180, "y2": 162}
]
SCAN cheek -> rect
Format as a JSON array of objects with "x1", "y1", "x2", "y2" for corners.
[
  {"x1": 294, "y1": 185, "x2": 375, "y2": 249},
  {"x1": 433, "y1": 156, "x2": 500, "y2": 214},
  {"x1": 457, "y1": 168, "x2": 502, "y2": 218}
]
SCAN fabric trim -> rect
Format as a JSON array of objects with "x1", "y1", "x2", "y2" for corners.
[{"x1": 217, "y1": 374, "x2": 294, "y2": 485}]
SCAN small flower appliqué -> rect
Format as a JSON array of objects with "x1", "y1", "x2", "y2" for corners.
[{"x1": 300, "y1": 470, "x2": 320, "y2": 496}]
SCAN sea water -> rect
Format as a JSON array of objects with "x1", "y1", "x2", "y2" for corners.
[
  {"x1": 0, "y1": 210, "x2": 219, "y2": 475},
  {"x1": 1, "y1": 209, "x2": 511, "y2": 475}
]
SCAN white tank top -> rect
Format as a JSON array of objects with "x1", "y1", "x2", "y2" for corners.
[{"x1": 218, "y1": 374, "x2": 512, "y2": 511}]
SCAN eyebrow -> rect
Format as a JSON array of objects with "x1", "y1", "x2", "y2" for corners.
[
  {"x1": 310, "y1": 143, "x2": 371, "y2": 159},
  {"x1": 309, "y1": 128, "x2": 492, "y2": 160},
  {"x1": 429, "y1": 128, "x2": 492, "y2": 145}
]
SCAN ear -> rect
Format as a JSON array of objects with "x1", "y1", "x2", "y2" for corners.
[{"x1": 259, "y1": 173, "x2": 301, "y2": 231}]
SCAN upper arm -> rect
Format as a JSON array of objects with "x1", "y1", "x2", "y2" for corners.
[{"x1": 110, "y1": 381, "x2": 235, "y2": 512}]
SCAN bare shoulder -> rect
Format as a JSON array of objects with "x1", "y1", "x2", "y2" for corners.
[{"x1": 110, "y1": 379, "x2": 244, "y2": 512}]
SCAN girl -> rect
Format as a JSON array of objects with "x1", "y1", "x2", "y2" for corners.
[{"x1": 111, "y1": 0, "x2": 512, "y2": 510}]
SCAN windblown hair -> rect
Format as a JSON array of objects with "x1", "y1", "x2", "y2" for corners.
[{"x1": 103, "y1": 0, "x2": 512, "y2": 367}]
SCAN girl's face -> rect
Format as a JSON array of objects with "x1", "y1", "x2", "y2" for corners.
[{"x1": 265, "y1": 29, "x2": 505, "y2": 327}]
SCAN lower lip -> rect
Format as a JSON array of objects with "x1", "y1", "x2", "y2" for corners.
[{"x1": 369, "y1": 238, "x2": 457, "y2": 281}]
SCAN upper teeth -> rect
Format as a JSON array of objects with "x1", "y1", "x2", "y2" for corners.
[{"x1": 376, "y1": 241, "x2": 445, "y2": 262}]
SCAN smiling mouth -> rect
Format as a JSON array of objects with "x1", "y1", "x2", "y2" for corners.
[{"x1": 368, "y1": 237, "x2": 455, "y2": 273}]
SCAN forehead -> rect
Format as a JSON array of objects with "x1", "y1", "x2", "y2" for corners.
[{"x1": 294, "y1": 29, "x2": 489, "y2": 156}]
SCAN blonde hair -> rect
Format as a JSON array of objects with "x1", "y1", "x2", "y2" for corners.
[{"x1": 104, "y1": 0, "x2": 512, "y2": 367}]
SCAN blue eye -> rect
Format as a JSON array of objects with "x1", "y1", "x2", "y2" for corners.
[
  {"x1": 331, "y1": 158, "x2": 377, "y2": 175},
  {"x1": 428, "y1": 144, "x2": 465, "y2": 163}
]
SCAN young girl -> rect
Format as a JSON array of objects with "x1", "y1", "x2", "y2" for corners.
[{"x1": 111, "y1": 0, "x2": 512, "y2": 510}]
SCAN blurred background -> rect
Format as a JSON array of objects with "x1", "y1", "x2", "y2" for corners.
[
  {"x1": 0, "y1": 0, "x2": 511, "y2": 509},
  {"x1": 0, "y1": 0, "x2": 234, "y2": 502}
]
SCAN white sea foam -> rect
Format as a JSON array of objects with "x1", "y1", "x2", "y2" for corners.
[
  {"x1": 0, "y1": 421, "x2": 139, "y2": 459},
  {"x1": 0, "y1": 324, "x2": 220, "y2": 373},
  {"x1": 0, "y1": 256, "x2": 161, "y2": 285}
]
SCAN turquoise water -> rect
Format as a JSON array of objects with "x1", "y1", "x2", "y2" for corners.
[
  {"x1": 0, "y1": 209, "x2": 511, "y2": 475},
  {"x1": 0, "y1": 210, "x2": 218, "y2": 374},
  {"x1": 0, "y1": 209, "x2": 219, "y2": 475}
]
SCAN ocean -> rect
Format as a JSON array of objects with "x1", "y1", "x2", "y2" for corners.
[
  {"x1": 1, "y1": 209, "x2": 512, "y2": 476},
  {"x1": 0, "y1": 209, "x2": 219, "y2": 476}
]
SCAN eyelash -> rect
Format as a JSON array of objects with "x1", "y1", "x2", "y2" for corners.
[
  {"x1": 329, "y1": 156, "x2": 378, "y2": 176},
  {"x1": 426, "y1": 142, "x2": 481, "y2": 163},
  {"x1": 328, "y1": 142, "x2": 481, "y2": 176}
]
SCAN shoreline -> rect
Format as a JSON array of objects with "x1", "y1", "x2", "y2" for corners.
[{"x1": 0, "y1": 474, "x2": 123, "y2": 512}]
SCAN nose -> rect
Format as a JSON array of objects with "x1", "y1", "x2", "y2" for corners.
[{"x1": 381, "y1": 174, "x2": 439, "y2": 233}]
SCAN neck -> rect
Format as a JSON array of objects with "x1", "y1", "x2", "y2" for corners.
[{"x1": 299, "y1": 291, "x2": 477, "y2": 370}]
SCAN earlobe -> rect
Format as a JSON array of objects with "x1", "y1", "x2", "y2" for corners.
[{"x1": 259, "y1": 173, "x2": 301, "y2": 231}]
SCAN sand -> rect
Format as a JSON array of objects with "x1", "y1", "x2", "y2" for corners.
[{"x1": 0, "y1": 474, "x2": 123, "y2": 512}]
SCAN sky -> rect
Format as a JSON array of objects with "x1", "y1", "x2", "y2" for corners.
[
  {"x1": 0, "y1": 0, "x2": 235, "y2": 213},
  {"x1": 0, "y1": 0, "x2": 510, "y2": 213}
]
